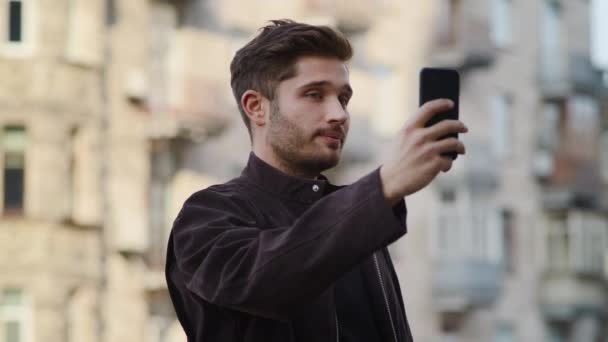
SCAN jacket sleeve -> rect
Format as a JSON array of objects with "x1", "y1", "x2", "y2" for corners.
[{"x1": 170, "y1": 167, "x2": 407, "y2": 320}]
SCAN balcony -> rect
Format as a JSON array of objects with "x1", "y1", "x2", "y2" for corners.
[
  {"x1": 430, "y1": 185, "x2": 504, "y2": 313},
  {"x1": 540, "y1": 210, "x2": 608, "y2": 320},
  {"x1": 429, "y1": 10, "x2": 495, "y2": 72},
  {"x1": 432, "y1": 259, "x2": 502, "y2": 312},
  {"x1": 540, "y1": 275, "x2": 607, "y2": 320},
  {"x1": 146, "y1": 29, "x2": 232, "y2": 140},
  {"x1": 538, "y1": 144, "x2": 606, "y2": 211},
  {"x1": 539, "y1": 53, "x2": 607, "y2": 99}
]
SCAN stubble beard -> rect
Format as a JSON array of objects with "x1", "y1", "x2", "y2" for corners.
[{"x1": 267, "y1": 100, "x2": 341, "y2": 176}]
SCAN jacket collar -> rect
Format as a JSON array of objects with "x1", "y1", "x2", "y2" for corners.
[{"x1": 241, "y1": 152, "x2": 334, "y2": 203}]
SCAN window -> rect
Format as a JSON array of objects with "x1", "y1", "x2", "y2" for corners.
[
  {"x1": 600, "y1": 130, "x2": 608, "y2": 183},
  {"x1": 436, "y1": 0, "x2": 461, "y2": 45},
  {"x1": 495, "y1": 323, "x2": 514, "y2": 342},
  {"x1": 546, "y1": 212, "x2": 569, "y2": 271},
  {"x1": 538, "y1": 100, "x2": 564, "y2": 151},
  {"x1": 568, "y1": 211, "x2": 608, "y2": 275},
  {"x1": 491, "y1": 0, "x2": 513, "y2": 48},
  {"x1": 501, "y1": 209, "x2": 516, "y2": 272},
  {"x1": 565, "y1": 96, "x2": 600, "y2": 159},
  {"x1": 491, "y1": 94, "x2": 513, "y2": 158},
  {"x1": 591, "y1": 0, "x2": 608, "y2": 70},
  {"x1": 541, "y1": 0, "x2": 562, "y2": 82},
  {"x1": 546, "y1": 321, "x2": 569, "y2": 342},
  {"x1": 546, "y1": 211, "x2": 608, "y2": 275},
  {"x1": 433, "y1": 190, "x2": 504, "y2": 264},
  {"x1": 147, "y1": 140, "x2": 179, "y2": 267},
  {"x1": 0, "y1": 289, "x2": 31, "y2": 342},
  {"x1": 2, "y1": 0, "x2": 33, "y2": 56},
  {"x1": 3, "y1": 126, "x2": 26, "y2": 215},
  {"x1": 7, "y1": 0, "x2": 21, "y2": 42},
  {"x1": 434, "y1": 188, "x2": 461, "y2": 259},
  {"x1": 66, "y1": 0, "x2": 103, "y2": 66},
  {"x1": 145, "y1": 292, "x2": 176, "y2": 342}
]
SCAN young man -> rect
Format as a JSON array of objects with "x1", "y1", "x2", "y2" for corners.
[{"x1": 166, "y1": 20, "x2": 467, "y2": 342}]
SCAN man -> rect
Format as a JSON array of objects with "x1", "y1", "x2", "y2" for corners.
[{"x1": 166, "y1": 20, "x2": 467, "y2": 342}]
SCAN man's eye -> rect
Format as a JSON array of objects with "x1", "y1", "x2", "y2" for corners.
[
  {"x1": 306, "y1": 92, "x2": 323, "y2": 100},
  {"x1": 339, "y1": 96, "x2": 350, "y2": 107}
]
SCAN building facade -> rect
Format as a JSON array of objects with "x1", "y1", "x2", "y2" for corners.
[
  {"x1": 398, "y1": 0, "x2": 608, "y2": 341},
  {"x1": 0, "y1": 0, "x2": 606, "y2": 342}
]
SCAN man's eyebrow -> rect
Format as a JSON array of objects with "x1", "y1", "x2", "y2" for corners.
[{"x1": 298, "y1": 81, "x2": 353, "y2": 95}]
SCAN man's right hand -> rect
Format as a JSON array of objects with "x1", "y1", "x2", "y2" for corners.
[{"x1": 379, "y1": 99, "x2": 468, "y2": 205}]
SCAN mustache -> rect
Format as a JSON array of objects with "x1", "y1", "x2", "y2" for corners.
[{"x1": 315, "y1": 125, "x2": 347, "y2": 140}]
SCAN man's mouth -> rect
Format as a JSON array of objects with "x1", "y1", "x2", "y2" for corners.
[
  {"x1": 321, "y1": 132, "x2": 343, "y2": 140},
  {"x1": 318, "y1": 131, "x2": 344, "y2": 146}
]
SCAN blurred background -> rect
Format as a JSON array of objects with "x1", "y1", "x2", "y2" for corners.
[{"x1": 1, "y1": 0, "x2": 607, "y2": 341}]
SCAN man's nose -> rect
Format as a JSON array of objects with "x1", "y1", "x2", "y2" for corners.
[{"x1": 326, "y1": 98, "x2": 348, "y2": 124}]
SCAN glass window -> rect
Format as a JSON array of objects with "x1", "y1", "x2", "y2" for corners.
[
  {"x1": 501, "y1": 210, "x2": 516, "y2": 272},
  {"x1": 0, "y1": 290, "x2": 22, "y2": 306},
  {"x1": 2, "y1": 127, "x2": 26, "y2": 215},
  {"x1": 547, "y1": 321, "x2": 569, "y2": 342},
  {"x1": 0, "y1": 289, "x2": 26, "y2": 342},
  {"x1": 591, "y1": 0, "x2": 608, "y2": 70},
  {"x1": 8, "y1": 0, "x2": 22, "y2": 42},
  {"x1": 546, "y1": 212, "x2": 569, "y2": 271},
  {"x1": 491, "y1": 0, "x2": 513, "y2": 48},
  {"x1": 495, "y1": 323, "x2": 514, "y2": 342},
  {"x1": 491, "y1": 94, "x2": 513, "y2": 158},
  {"x1": 539, "y1": 101, "x2": 563, "y2": 150},
  {"x1": 600, "y1": 131, "x2": 608, "y2": 183},
  {"x1": 435, "y1": 188, "x2": 460, "y2": 259},
  {"x1": 541, "y1": 0, "x2": 562, "y2": 81},
  {"x1": 569, "y1": 211, "x2": 608, "y2": 275}
]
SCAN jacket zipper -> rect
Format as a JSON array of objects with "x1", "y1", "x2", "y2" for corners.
[
  {"x1": 373, "y1": 252, "x2": 398, "y2": 342},
  {"x1": 335, "y1": 312, "x2": 340, "y2": 342}
]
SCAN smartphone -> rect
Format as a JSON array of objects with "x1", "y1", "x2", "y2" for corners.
[{"x1": 419, "y1": 68, "x2": 460, "y2": 160}]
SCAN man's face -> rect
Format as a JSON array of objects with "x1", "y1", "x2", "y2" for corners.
[{"x1": 266, "y1": 56, "x2": 352, "y2": 175}]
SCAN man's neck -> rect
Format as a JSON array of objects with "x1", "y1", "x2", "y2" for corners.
[{"x1": 252, "y1": 149, "x2": 320, "y2": 180}]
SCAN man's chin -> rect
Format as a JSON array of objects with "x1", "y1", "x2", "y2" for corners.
[{"x1": 315, "y1": 151, "x2": 341, "y2": 170}]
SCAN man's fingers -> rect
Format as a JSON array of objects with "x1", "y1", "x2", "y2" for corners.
[
  {"x1": 426, "y1": 120, "x2": 468, "y2": 141},
  {"x1": 430, "y1": 138, "x2": 466, "y2": 155},
  {"x1": 435, "y1": 155, "x2": 453, "y2": 173},
  {"x1": 413, "y1": 99, "x2": 454, "y2": 128}
]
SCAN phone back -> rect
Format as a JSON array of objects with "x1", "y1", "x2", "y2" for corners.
[
  {"x1": 419, "y1": 68, "x2": 460, "y2": 158},
  {"x1": 419, "y1": 68, "x2": 460, "y2": 124}
]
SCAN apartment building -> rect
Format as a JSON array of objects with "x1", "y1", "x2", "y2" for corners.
[
  {"x1": 0, "y1": 0, "x2": 428, "y2": 341},
  {"x1": 1, "y1": 0, "x2": 606, "y2": 341},
  {"x1": 395, "y1": 0, "x2": 608, "y2": 341}
]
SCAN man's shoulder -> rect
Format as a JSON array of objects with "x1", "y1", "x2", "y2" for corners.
[{"x1": 184, "y1": 176, "x2": 253, "y2": 206}]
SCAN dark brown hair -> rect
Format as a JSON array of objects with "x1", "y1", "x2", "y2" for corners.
[{"x1": 230, "y1": 19, "x2": 353, "y2": 137}]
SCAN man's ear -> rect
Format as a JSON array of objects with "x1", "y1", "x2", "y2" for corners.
[{"x1": 241, "y1": 90, "x2": 268, "y2": 128}]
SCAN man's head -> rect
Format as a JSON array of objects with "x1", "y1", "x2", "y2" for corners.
[{"x1": 230, "y1": 19, "x2": 353, "y2": 177}]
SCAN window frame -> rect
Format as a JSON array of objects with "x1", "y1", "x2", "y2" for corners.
[
  {"x1": 0, "y1": 288, "x2": 33, "y2": 342},
  {"x1": 490, "y1": 0, "x2": 513, "y2": 48},
  {"x1": 1, "y1": 0, "x2": 35, "y2": 58},
  {"x1": 1, "y1": 126, "x2": 26, "y2": 217},
  {"x1": 491, "y1": 93, "x2": 514, "y2": 159}
]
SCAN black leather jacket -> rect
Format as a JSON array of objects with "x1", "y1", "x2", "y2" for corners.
[{"x1": 166, "y1": 152, "x2": 414, "y2": 341}]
